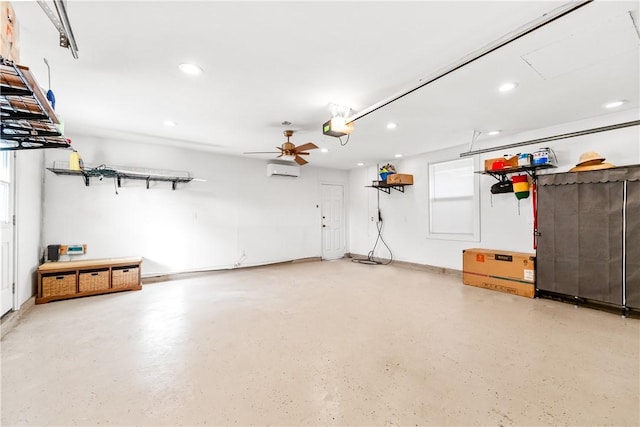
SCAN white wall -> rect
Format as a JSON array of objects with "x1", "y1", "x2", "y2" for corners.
[
  {"x1": 42, "y1": 134, "x2": 348, "y2": 276},
  {"x1": 15, "y1": 149, "x2": 44, "y2": 307},
  {"x1": 349, "y1": 109, "x2": 640, "y2": 271}
]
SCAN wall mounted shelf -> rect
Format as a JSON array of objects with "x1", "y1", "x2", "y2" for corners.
[
  {"x1": 47, "y1": 163, "x2": 194, "y2": 190},
  {"x1": 1, "y1": 57, "x2": 70, "y2": 151},
  {"x1": 366, "y1": 180, "x2": 412, "y2": 194},
  {"x1": 477, "y1": 164, "x2": 557, "y2": 181}
]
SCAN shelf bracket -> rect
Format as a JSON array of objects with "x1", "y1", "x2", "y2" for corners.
[
  {"x1": 116, "y1": 176, "x2": 121, "y2": 188},
  {"x1": 146, "y1": 177, "x2": 150, "y2": 189},
  {"x1": 172, "y1": 180, "x2": 177, "y2": 191},
  {"x1": 82, "y1": 173, "x2": 90, "y2": 187}
]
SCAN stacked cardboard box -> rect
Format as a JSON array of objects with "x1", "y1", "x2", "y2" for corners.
[
  {"x1": 1, "y1": 2, "x2": 20, "y2": 63},
  {"x1": 462, "y1": 248, "x2": 536, "y2": 298},
  {"x1": 484, "y1": 155, "x2": 519, "y2": 172},
  {"x1": 386, "y1": 173, "x2": 413, "y2": 185}
]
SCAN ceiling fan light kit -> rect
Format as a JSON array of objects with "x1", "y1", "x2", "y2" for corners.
[{"x1": 244, "y1": 130, "x2": 319, "y2": 166}]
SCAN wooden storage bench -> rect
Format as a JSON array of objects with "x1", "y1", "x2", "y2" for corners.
[{"x1": 37, "y1": 257, "x2": 142, "y2": 304}]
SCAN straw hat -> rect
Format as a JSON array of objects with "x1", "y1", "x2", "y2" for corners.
[
  {"x1": 569, "y1": 151, "x2": 615, "y2": 172},
  {"x1": 569, "y1": 162, "x2": 616, "y2": 172},
  {"x1": 575, "y1": 151, "x2": 605, "y2": 166}
]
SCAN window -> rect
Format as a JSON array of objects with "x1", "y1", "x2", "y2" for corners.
[{"x1": 427, "y1": 157, "x2": 480, "y2": 241}]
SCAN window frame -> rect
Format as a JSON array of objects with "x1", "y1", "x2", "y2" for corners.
[{"x1": 426, "y1": 156, "x2": 480, "y2": 242}]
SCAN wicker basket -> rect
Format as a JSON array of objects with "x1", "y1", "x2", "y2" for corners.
[
  {"x1": 42, "y1": 274, "x2": 76, "y2": 297},
  {"x1": 78, "y1": 270, "x2": 110, "y2": 292},
  {"x1": 112, "y1": 267, "x2": 139, "y2": 289}
]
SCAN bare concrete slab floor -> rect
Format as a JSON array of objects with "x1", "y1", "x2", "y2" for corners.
[{"x1": 2, "y1": 259, "x2": 639, "y2": 426}]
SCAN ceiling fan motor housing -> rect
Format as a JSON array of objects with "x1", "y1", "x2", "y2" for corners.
[{"x1": 282, "y1": 142, "x2": 295, "y2": 153}]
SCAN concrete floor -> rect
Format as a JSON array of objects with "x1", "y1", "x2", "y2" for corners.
[{"x1": 1, "y1": 259, "x2": 639, "y2": 426}]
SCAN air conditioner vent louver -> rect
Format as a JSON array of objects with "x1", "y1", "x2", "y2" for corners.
[{"x1": 267, "y1": 163, "x2": 300, "y2": 177}]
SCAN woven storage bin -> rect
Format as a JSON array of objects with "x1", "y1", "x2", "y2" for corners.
[
  {"x1": 78, "y1": 270, "x2": 110, "y2": 292},
  {"x1": 42, "y1": 274, "x2": 76, "y2": 297},
  {"x1": 112, "y1": 267, "x2": 139, "y2": 289}
]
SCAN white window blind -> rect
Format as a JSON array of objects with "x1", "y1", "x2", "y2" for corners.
[{"x1": 427, "y1": 157, "x2": 480, "y2": 241}]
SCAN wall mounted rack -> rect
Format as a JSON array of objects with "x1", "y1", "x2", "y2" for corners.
[
  {"x1": 366, "y1": 180, "x2": 411, "y2": 194},
  {"x1": 47, "y1": 162, "x2": 194, "y2": 190},
  {"x1": 478, "y1": 164, "x2": 557, "y2": 181},
  {"x1": 1, "y1": 57, "x2": 70, "y2": 151}
]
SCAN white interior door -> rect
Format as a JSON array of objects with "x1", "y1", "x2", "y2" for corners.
[
  {"x1": 321, "y1": 184, "x2": 345, "y2": 260},
  {"x1": 1, "y1": 151, "x2": 15, "y2": 315}
]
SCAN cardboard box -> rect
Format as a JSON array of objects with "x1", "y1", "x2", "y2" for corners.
[
  {"x1": 484, "y1": 156, "x2": 519, "y2": 172},
  {"x1": 386, "y1": 173, "x2": 413, "y2": 185},
  {"x1": 1, "y1": 2, "x2": 20, "y2": 63},
  {"x1": 462, "y1": 248, "x2": 536, "y2": 298}
]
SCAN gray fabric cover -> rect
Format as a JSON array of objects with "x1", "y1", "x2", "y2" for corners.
[
  {"x1": 537, "y1": 181, "x2": 624, "y2": 304},
  {"x1": 537, "y1": 165, "x2": 640, "y2": 186},
  {"x1": 626, "y1": 180, "x2": 640, "y2": 309}
]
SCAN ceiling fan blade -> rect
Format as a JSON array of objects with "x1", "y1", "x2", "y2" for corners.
[
  {"x1": 295, "y1": 142, "x2": 318, "y2": 152},
  {"x1": 244, "y1": 151, "x2": 281, "y2": 154},
  {"x1": 294, "y1": 155, "x2": 308, "y2": 165},
  {"x1": 276, "y1": 153, "x2": 283, "y2": 158},
  {"x1": 296, "y1": 152, "x2": 310, "y2": 155}
]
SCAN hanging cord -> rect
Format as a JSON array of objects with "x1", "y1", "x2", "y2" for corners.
[
  {"x1": 338, "y1": 134, "x2": 350, "y2": 146},
  {"x1": 352, "y1": 216, "x2": 393, "y2": 265},
  {"x1": 353, "y1": 186, "x2": 393, "y2": 265}
]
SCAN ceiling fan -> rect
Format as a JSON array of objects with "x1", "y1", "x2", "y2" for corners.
[{"x1": 244, "y1": 130, "x2": 318, "y2": 165}]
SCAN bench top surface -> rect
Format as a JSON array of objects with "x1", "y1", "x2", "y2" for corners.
[{"x1": 38, "y1": 257, "x2": 143, "y2": 272}]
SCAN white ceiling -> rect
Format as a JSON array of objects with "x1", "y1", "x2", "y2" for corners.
[{"x1": 11, "y1": 1, "x2": 640, "y2": 169}]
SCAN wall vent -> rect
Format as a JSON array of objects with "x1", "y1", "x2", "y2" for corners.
[{"x1": 266, "y1": 163, "x2": 300, "y2": 177}]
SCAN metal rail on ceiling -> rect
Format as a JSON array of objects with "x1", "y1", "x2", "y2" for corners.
[
  {"x1": 345, "y1": 1, "x2": 593, "y2": 125},
  {"x1": 459, "y1": 120, "x2": 640, "y2": 157},
  {"x1": 37, "y1": 0, "x2": 79, "y2": 59}
]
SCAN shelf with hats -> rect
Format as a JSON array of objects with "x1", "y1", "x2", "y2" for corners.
[
  {"x1": 477, "y1": 151, "x2": 557, "y2": 181},
  {"x1": 0, "y1": 57, "x2": 70, "y2": 151},
  {"x1": 478, "y1": 164, "x2": 557, "y2": 182}
]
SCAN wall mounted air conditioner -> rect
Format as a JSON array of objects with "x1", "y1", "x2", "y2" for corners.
[{"x1": 267, "y1": 163, "x2": 300, "y2": 177}]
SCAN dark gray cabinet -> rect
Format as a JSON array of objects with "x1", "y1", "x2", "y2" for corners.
[{"x1": 537, "y1": 165, "x2": 640, "y2": 312}]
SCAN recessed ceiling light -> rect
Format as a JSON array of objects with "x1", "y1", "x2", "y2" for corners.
[
  {"x1": 488, "y1": 130, "x2": 501, "y2": 136},
  {"x1": 320, "y1": 148, "x2": 329, "y2": 153},
  {"x1": 357, "y1": 162, "x2": 364, "y2": 166},
  {"x1": 386, "y1": 122, "x2": 397, "y2": 129},
  {"x1": 498, "y1": 82, "x2": 518, "y2": 92},
  {"x1": 163, "y1": 120, "x2": 177, "y2": 127},
  {"x1": 394, "y1": 154, "x2": 403, "y2": 158},
  {"x1": 179, "y1": 63, "x2": 203, "y2": 75},
  {"x1": 603, "y1": 100, "x2": 625, "y2": 109}
]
